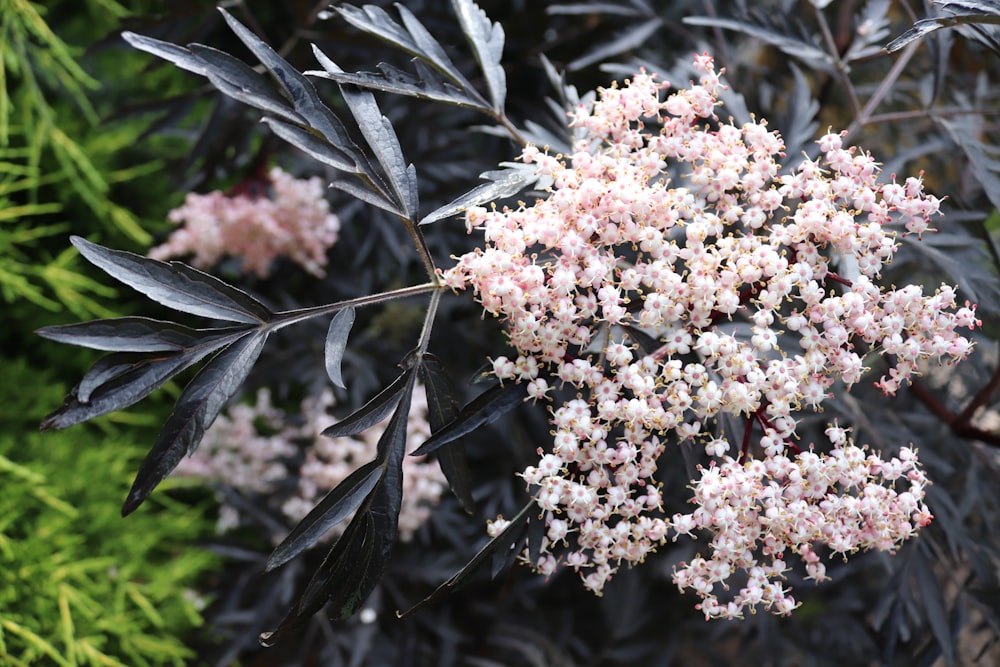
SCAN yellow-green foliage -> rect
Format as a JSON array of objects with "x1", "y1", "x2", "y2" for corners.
[
  {"x1": 0, "y1": 358, "x2": 219, "y2": 666},
  {"x1": 0, "y1": 0, "x2": 194, "y2": 319}
]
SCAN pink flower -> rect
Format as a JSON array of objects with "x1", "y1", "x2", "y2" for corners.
[
  {"x1": 150, "y1": 167, "x2": 340, "y2": 278},
  {"x1": 175, "y1": 386, "x2": 446, "y2": 544},
  {"x1": 443, "y1": 53, "x2": 978, "y2": 616}
]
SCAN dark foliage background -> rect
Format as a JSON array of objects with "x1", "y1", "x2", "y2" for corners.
[{"x1": 20, "y1": 0, "x2": 1000, "y2": 665}]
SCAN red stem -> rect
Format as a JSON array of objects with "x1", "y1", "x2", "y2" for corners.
[{"x1": 910, "y1": 376, "x2": 1000, "y2": 447}]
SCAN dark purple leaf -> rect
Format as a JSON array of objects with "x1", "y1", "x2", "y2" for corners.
[
  {"x1": 265, "y1": 458, "x2": 383, "y2": 572},
  {"x1": 308, "y1": 63, "x2": 478, "y2": 110},
  {"x1": 122, "y1": 330, "x2": 269, "y2": 516},
  {"x1": 187, "y1": 43, "x2": 306, "y2": 125},
  {"x1": 71, "y1": 236, "x2": 271, "y2": 324},
  {"x1": 37, "y1": 317, "x2": 211, "y2": 352},
  {"x1": 914, "y1": 543, "x2": 956, "y2": 664},
  {"x1": 261, "y1": 117, "x2": 358, "y2": 173},
  {"x1": 398, "y1": 501, "x2": 532, "y2": 618},
  {"x1": 328, "y1": 177, "x2": 404, "y2": 217},
  {"x1": 411, "y1": 380, "x2": 526, "y2": 456},
  {"x1": 41, "y1": 329, "x2": 246, "y2": 430},
  {"x1": 334, "y1": 4, "x2": 467, "y2": 85},
  {"x1": 262, "y1": 372, "x2": 417, "y2": 642},
  {"x1": 217, "y1": 9, "x2": 362, "y2": 157},
  {"x1": 418, "y1": 356, "x2": 474, "y2": 513},
  {"x1": 310, "y1": 47, "x2": 418, "y2": 219},
  {"x1": 120, "y1": 30, "x2": 208, "y2": 75},
  {"x1": 261, "y1": 510, "x2": 376, "y2": 647},
  {"x1": 451, "y1": 0, "x2": 507, "y2": 111},
  {"x1": 321, "y1": 372, "x2": 409, "y2": 438},
  {"x1": 419, "y1": 162, "x2": 539, "y2": 225},
  {"x1": 324, "y1": 307, "x2": 356, "y2": 389}
]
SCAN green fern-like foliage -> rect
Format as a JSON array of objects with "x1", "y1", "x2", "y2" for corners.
[{"x1": 0, "y1": 357, "x2": 218, "y2": 666}]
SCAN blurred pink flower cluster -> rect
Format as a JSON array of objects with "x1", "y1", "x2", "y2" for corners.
[
  {"x1": 150, "y1": 166, "x2": 340, "y2": 278},
  {"x1": 446, "y1": 54, "x2": 978, "y2": 617},
  {"x1": 176, "y1": 385, "x2": 447, "y2": 543}
]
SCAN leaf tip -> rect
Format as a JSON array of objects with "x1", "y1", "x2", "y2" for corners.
[
  {"x1": 262, "y1": 552, "x2": 283, "y2": 573},
  {"x1": 121, "y1": 491, "x2": 144, "y2": 517}
]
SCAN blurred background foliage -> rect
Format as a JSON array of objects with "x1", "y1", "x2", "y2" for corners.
[{"x1": 6, "y1": 0, "x2": 1000, "y2": 665}]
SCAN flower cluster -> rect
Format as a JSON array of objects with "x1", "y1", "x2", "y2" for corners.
[
  {"x1": 176, "y1": 385, "x2": 447, "y2": 543},
  {"x1": 671, "y1": 430, "x2": 932, "y2": 618},
  {"x1": 150, "y1": 166, "x2": 340, "y2": 278},
  {"x1": 442, "y1": 54, "x2": 978, "y2": 616}
]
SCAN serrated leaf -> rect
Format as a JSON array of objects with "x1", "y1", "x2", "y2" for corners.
[
  {"x1": 77, "y1": 352, "x2": 171, "y2": 404},
  {"x1": 885, "y1": 18, "x2": 955, "y2": 52},
  {"x1": 335, "y1": 4, "x2": 468, "y2": 86},
  {"x1": 41, "y1": 329, "x2": 246, "y2": 429},
  {"x1": 398, "y1": 501, "x2": 532, "y2": 618},
  {"x1": 683, "y1": 16, "x2": 834, "y2": 71},
  {"x1": 265, "y1": 459, "x2": 383, "y2": 571},
  {"x1": 37, "y1": 317, "x2": 209, "y2": 352},
  {"x1": 71, "y1": 236, "x2": 270, "y2": 324},
  {"x1": 566, "y1": 20, "x2": 663, "y2": 71},
  {"x1": 44, "y1": 354, "x2": 189, "y2": 429},
  {"x1": 325, "y1": 307, "x2": 356, "y2": 389},
  {"x1": 411, "y1": 380, "x2": 526, "y2": 456},
  {"x1": 547, "y1": 2, "x2": 652, "y2": 16},
  {"x1": 260, "y1": 118, "x2": 358, "y2": 173},
  {"x1": 843, "y1": 0, "x2": 892, "y2": 62},
  {"x1": 311, "y1": 50, "x2": 418, "y2": 219},
  {"x1": 780, "y1": 65, "x2": 820, "y2": 157},
  {"x1": 329, "y1": 173, "x2": 405, "y2": 218},
  {"x1": 217, "y1": 9, "x2": 362, "y2": 157},
  {"x1": 913, "y1": 543, "x2": 956, "y2": 664},
  {"x1": 120, "y1": 31, "x2": 208, "y2": 75},
  {"x1": 121, "y1": 33, "x2": 304, "y2": 129},
  {"x1": 420, "y1": 162, "x2": 539, "y2": 225},
  {"x1": 321, "y1": 372, "x2": 409, "y2": 438},
  {"x1": 122, "y1": 330, "x2": 269, "y2": 516},
  {"x1": 261, "y1": 509, "x2": 375, "y2": 646},
  {"x1": 306, "y1": 62, "x2": 481, "y2": 109},
  {"x1": 418, "y1": 356, "x2": 474, "y2": 513},
  {"x1": 188, "y1": 44, "x2": 307, "y2": 126},
  {"x1": 451, "y1": 0, "x2": 507, "y2": 111},
  {"x1": 886, "y1": 1, "x2": 1000, "y2": 53}
]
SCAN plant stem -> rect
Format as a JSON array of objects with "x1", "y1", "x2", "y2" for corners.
[
  {"x1": 271, "y1": 282, "x2": 440, "y2": 330},
  {"x1": 402, "y1": 217, "x2": 441, "y2": 286},
  {"x1": 815, "y1": 5, "x2": 862, "y2": 120},
  {"x1": 416, "y1": 287, "x2": 443, "y2": 357},
  {"x1": 845, "y1": 40, "x2": 920, "y2": 139}
]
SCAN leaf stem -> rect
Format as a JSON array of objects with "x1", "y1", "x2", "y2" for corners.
[
  {"x1": 815, "y1": 5, "x2": 861, "y2": 120},
  {"x1": 845, "y1": 40, "x2": 920, "y2": 139},
  {"x1": 401, "y1": 217, "x2": 441, "y2": 286},
  {"x1": 271, "y1": 282, "x2": 440, "y2": 330},
  {"x1": 416, "y1": 287, "x2": 444, "y2": 357}
]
